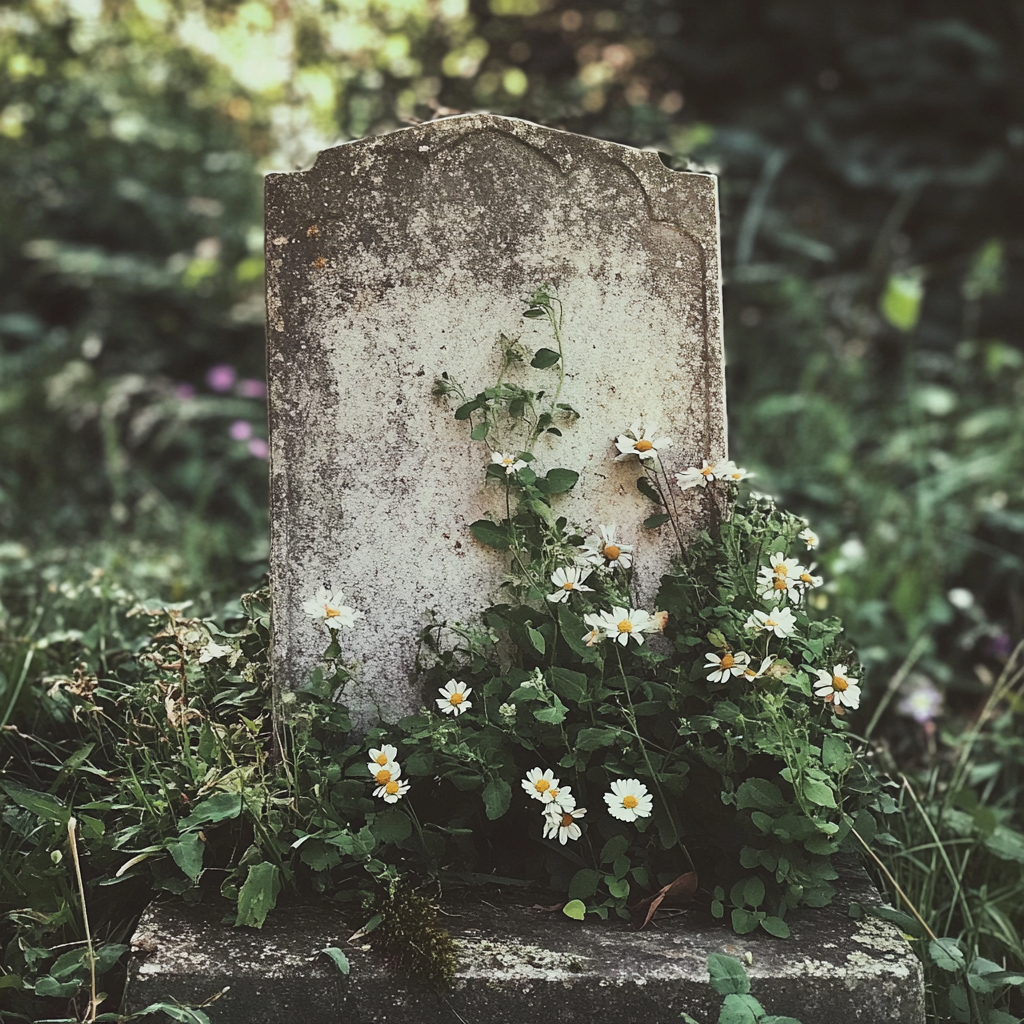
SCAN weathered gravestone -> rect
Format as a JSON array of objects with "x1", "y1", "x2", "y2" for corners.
[
  {"x1": 264, "y1": 112, "x2": 725, "y2": 717},
  {"x1": 125, "y1": 116, "x2": 925, "y2": 1023}
]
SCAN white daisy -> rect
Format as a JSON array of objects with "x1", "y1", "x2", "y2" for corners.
[
  {"x1": 543, "y1": 804, "x2": 587, "y2": 845},
  {"x1": 591, "y1": 606, "x2": 657, "y2": 646},
  {"x1": 522, "y1": 767, "x2": 560, "y2": 803},
  {"x1": 757, "y1": 567, "x2": 799, "y2": 602},
  {"x1": 741, "y1": 655, "x2": 777, "y2": 681},
  {"x1": 368, "y1": 744, "x2": 399, "y2": 768},
  {"x1": 766, "y1": 552, "x2": 802, "y2": 579},
  {"x1": 546, "y1": 565, "x2": 595, "y2": 604},
  {"x1": 548, "y1": 785, "x2": 576, "y2": 810},
  {"x1": 704, "y1": 649, "x2": 751, "y2": 683},
  {"x1": 717, "y1": 460, "x2": 753, "y2": 483},
  {"x1": 373, "y1": 778, "x2": 410, "y2": 803},
  {"x1": 491, "y1": 451, "x2": 527, "y2": 475},
  {"x1": 793, "y1": 564, "x2": 824, "y2": 593},
  {"x1": 604, "y1": 778, "x2": 653, "y2": 822},
  {"x1": 580, "y1": 525, "x2": 634, "y2": 570},
  {"x1": 614, "y1": 417, "x2": 672, "y2": 461},
  {"x1": 675, "y1": 459, "x2": 723, "y2": 490},
  {"x1": 745, "y1": 606, "x2": 797, "y2": 638},
  {"x1": 798, "y1": 528, "x2": 819, "y2": 550},
  {"x1": 813, "y1": 664, "x2": 861, "y2": 711},
  {"x1": 368, "y1": 763, "x2": 401, "y2": 788},
  {"x1": 302, "y1": 586, "x2": 362, "y2": 628},
  {"x1": 436, "y1": 679, "x2": 472, "y2": 716},
  {"x1": 581, "y1": 619, "x2": 603, "y2": 647}
]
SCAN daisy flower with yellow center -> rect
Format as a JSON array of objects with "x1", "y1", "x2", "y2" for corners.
[
  {"x1": 745, "y1": 606, "x2": 797, "y2": 638},
  {"x1": 614, "y1": 417, "x2": 672, "y2": 462},
  {"x1": 368, "y1": 744, "x2": 399, "y2": 768},
  {"x1": 704, "y1": 649, "x2": 751, "y2": 683},
  {"x1": 798, "y1": 527, "x2": 819, "y2": 550},
  {"x1": 757, "y1": 568, "x2": 799, "y2": 602},
  {"x1": 522, "y1": 767, "x2": 560, "y2": 803},
  {"x1": 373, "y1": 778, "x2": 410, "y2": 803},
  {"x1": 717, "y1": 460, "x2": 753, "y2": 483},
  {"x1": 604, "y1": 779, "x2": 653, "y2": 822},
  {"x1": 675, "y1": 459, "x2": 724, "y2": 490},
  {"x1": 491, "y1": 451, "x2": 528, "y2": 476},
  {"x1": 766, "y1": 552, "x2": 802, "y2": 579},
  {"x1": 813, "y1": 664, "x2": 861, "y2": 711},
  {"x1": 580, "y1": 524, "x2": 634, "y2": 570},
  {"x1": 301, "y1": 586, "x2": 363, "y2": 629},
  {"x1": 543, "y1": 804, "x2": 587, "y2": 845},
  {"x1": 546, "y1": 565, "x2": 595, "y2": 604},
  {"x1": 581, "y1": 619, "x2": 603, "y2": 647},
  {"x1": 793, "y1": 563, "x2": 823, "y2": 594},
  {"x1": 742, "y1": 655, "x2": 777, "y2": 681},
  {"x1": 369, "y1": 763, "x2": 401, "y2": 787},
  {"x1": 436, "y1": 679, "x2": 472, "y2": 716}
]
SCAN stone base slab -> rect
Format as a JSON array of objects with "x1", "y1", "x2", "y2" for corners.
[{"x1": 125, "y1": 871, "x2": 924, "y2": 1023}]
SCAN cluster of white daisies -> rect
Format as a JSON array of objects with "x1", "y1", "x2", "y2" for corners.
[
  {"x1": 366, "y1": 743, "x2": 410, "y2": 804},
  {"x1": 522, "y1": 767, "x2": 652, "y2": 845}
]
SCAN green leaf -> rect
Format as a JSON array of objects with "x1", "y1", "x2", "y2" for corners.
[
  {"x1": 482, "y1": 778, "x2": 512, "y2": 820},
  {"x1": 454, "y1": 398, "x2": 482, "y2": 420},
  {"x1": 235, "y1": 861, "x2": 280, "y2": 929},
  {"x1": 198, "y1": 722, "x2": 218, "y2": 762},
  {"x1": 606, "y1": 877, "x2": 629, "y2": 899},
  {"x1": 706, "y1": 953, "x2": 751, "y2": 995},
  {"x1": 736, "y1": 778, "x2": 785, "y2": 812},
  {"x1": 167, "y1": 832, "x2": 204, "y2": 882},
  {"x1": 762, "y1": 1017, "x2": 804, "y2": 1024},
  {"x1": 731, "y1": 908, "x2": 762, "y2": 934},
  {"x1": 321, "y1": 947, "x2": 350, "y2": 975},
  {"x1": 562, "y1": 899, "x2": 585, "y2": 920},
  {"x1": 530, "y1": 347, "x2": 561, "y2": 369},
  {"x1": 600, "y1": 835, "x2": 630, "y2": 864},
  {"x1": 637, "y1": 475, "x2": 662, "y2": 504},
  {"x1": 177, "y1": 791, "x2": 242, "y2": 831},
  {"x1": 533, "y1": 695, "x2": 568, "y2": 725},
  {"x1": 526, "y1": 625, "x2": 546, "y2": 655},
  {"x1": 372, "y1": 807, "x2": 413, "y2": 844},
  {"x1": 880, "y1": 271, "x2": 923, "y2": 332},
  {"x1": 549, "y1": 667, "x2": 587, "y2": 703},
  {"x1": 568, "y1": 868, "x2": 600, "y2": 900},
  {"x1": 34, "y1": 975, "x2": 81, "y2": 998},
  {"x1": 137, "y1": 1003, "x2": 212, "y2": 1024},
  {"x1": 523, "y1": 307, "x2": 547, "y2": 318},
  {"x1": 929, "y1": 937, "x2": 966, "y2": 973},
  {"x1": 470, "y1": 422, "x2": 489, "y2": 440},
  {"x1": 0, "y1": 780, "x2": 69, "y2": 823},
  {"x1": 801, "y1": 778, "x2": 837, "y2": 808},
  {"x1": 0, "y1": 974, "x2": 21, "y2": 991},
  {"x1": 538, "y1": 468, "x2": 579, "y2": 494},
  {"x1": 643, "y1": 513, "x2": 672, "y2": 529},
  {"x1": 469, "y1": 519, "x2": 510, "y2": 550},
  {"x1": 822, "y1": 733, "x2": 854, "y2": 772},
  {"x1": 720, "y1": 993, "x2": 764, "y2": 1024},
  {"x1": 985, "y1": 826, "x2": 1024, "y2": 863},
  {"x1": 761, "y1": 915, "x2": 790, "y2": 938},
  {"x1": 742, "y1": 876, "x2": 765, "y2": 908},
  {"x1": 575, "y1": 727, "x2": 619, "y2": 750}
]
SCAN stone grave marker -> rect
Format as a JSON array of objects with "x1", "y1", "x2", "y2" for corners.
[{"x1": 265, "y1": 113, "x2": 726, "y2": 717}]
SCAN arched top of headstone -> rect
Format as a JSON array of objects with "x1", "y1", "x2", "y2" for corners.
[{"x1": 265, "y1": 115, "x2": 726, "y2": 719}]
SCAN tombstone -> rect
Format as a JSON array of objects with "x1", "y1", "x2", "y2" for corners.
[
  {"x1": 126, "y1": 117, "x2": 925, "y2": 1024},
  {"x1": 265, "y1": 112, "x2": 726, "y2": 717}
]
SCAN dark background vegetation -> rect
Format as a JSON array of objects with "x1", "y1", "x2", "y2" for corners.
[{"x1": 2, "y1": 0, "x2": 1024, "y2": 1018}]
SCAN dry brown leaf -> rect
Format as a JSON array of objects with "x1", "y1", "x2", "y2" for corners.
[{"x1": 631, "y1": 870, "x2": 698, "y2": 931}]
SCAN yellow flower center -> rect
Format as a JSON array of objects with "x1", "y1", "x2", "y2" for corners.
[
  {"x1": 374, "y1": 753, "x2": 388, "y2": 765},
  {"x1": 832, "y1": 676, "x2": 848, "y2": 692},
  {"x1": 634, "y1": 439, "x2": 654, "y2": 452},
  {"x1": 385, "y1": 780, "x2": 400, "y2": 795},
  {"x1": 765, "y1": 618, "x2": 777, "y2": 628},
  {"x1": 617, "y1": 619, "x2": 633, "y2": 633},
  {"x1": 701, "y1": 465, "x2": 715, "y2": 476},
  {"x1": 325, "y1": 604, "x2": 341, "y2": 618},
  {"x1": 563, "y1": 581, "x2": 575, "y2": 590},
  {"x1": 800, "y1": 573, "x2": 813, "y2": 583},
  {"x1": 449, "y1": 692, "x2": 464, "y2": 705},
  {"x1": 721, "y1": 653, "x2": 734, "y2": 669},
  {"x1": 561, "y1": 813, "x2": 574, "y2": 827},
  {"x1": 375, "y1": 769, "x2": 392, "y2": 784},
  {"x1": 534, "y1": 779, "x2": 550, "y2": 793},
  {"x1": 549, "y1": 788, "x2": 559, "y2": 800},
  {"x1": 604, "y1": 544, "x2": 621, "y2": 561},
  {"x1": 773, "y1": 578, "x2": 788, "y2": 590},
  {"x1": 775, "y1": 564, "x2": 788, "y2": 577},
  {"x1": 622, "y1": 794, "x2": 638, "y2": 809}
]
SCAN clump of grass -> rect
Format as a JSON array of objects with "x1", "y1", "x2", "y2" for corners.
[{"x1": 368, "y1": 880, "x2": 457, "y2": 990}]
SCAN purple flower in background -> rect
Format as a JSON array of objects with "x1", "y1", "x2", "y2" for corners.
[
  {"x1": 206, "y1": 364, "x2": 237, "y2": 392},
  {"x1": 174, "y1": 383, "x2": 196, "y2": 400},
  {"x1": 236, "y1": 378, "x2": 267, "y2": 399},
  {"x1": 248, "y1": 438, "x2": 269, "y2": 459},
  {"x1": 985, "y1": 632, "x2": 1013, "y2": 659},
  {"x1": 230, "y1": 420, "x2": 253, "y2": 441},
  {"x1": 897, "y1": 674, "x2": 943, "y2": 725}
]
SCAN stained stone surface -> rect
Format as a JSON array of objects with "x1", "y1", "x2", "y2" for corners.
[
  {"x1": 124, "y1": 869, "x2": 924, "y2": 1023},
  {"x1": 265, "y1": 113, "x2": 726, "y2": 717}
]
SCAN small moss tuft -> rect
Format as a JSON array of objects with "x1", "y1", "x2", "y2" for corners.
[{"x1": 368, "y1": 879, "x2": 457, "y2": 989}]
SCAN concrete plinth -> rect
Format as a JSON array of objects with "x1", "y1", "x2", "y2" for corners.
[{"x1": 125, "y1": 871, "x2": 924, "y2": 1023}]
